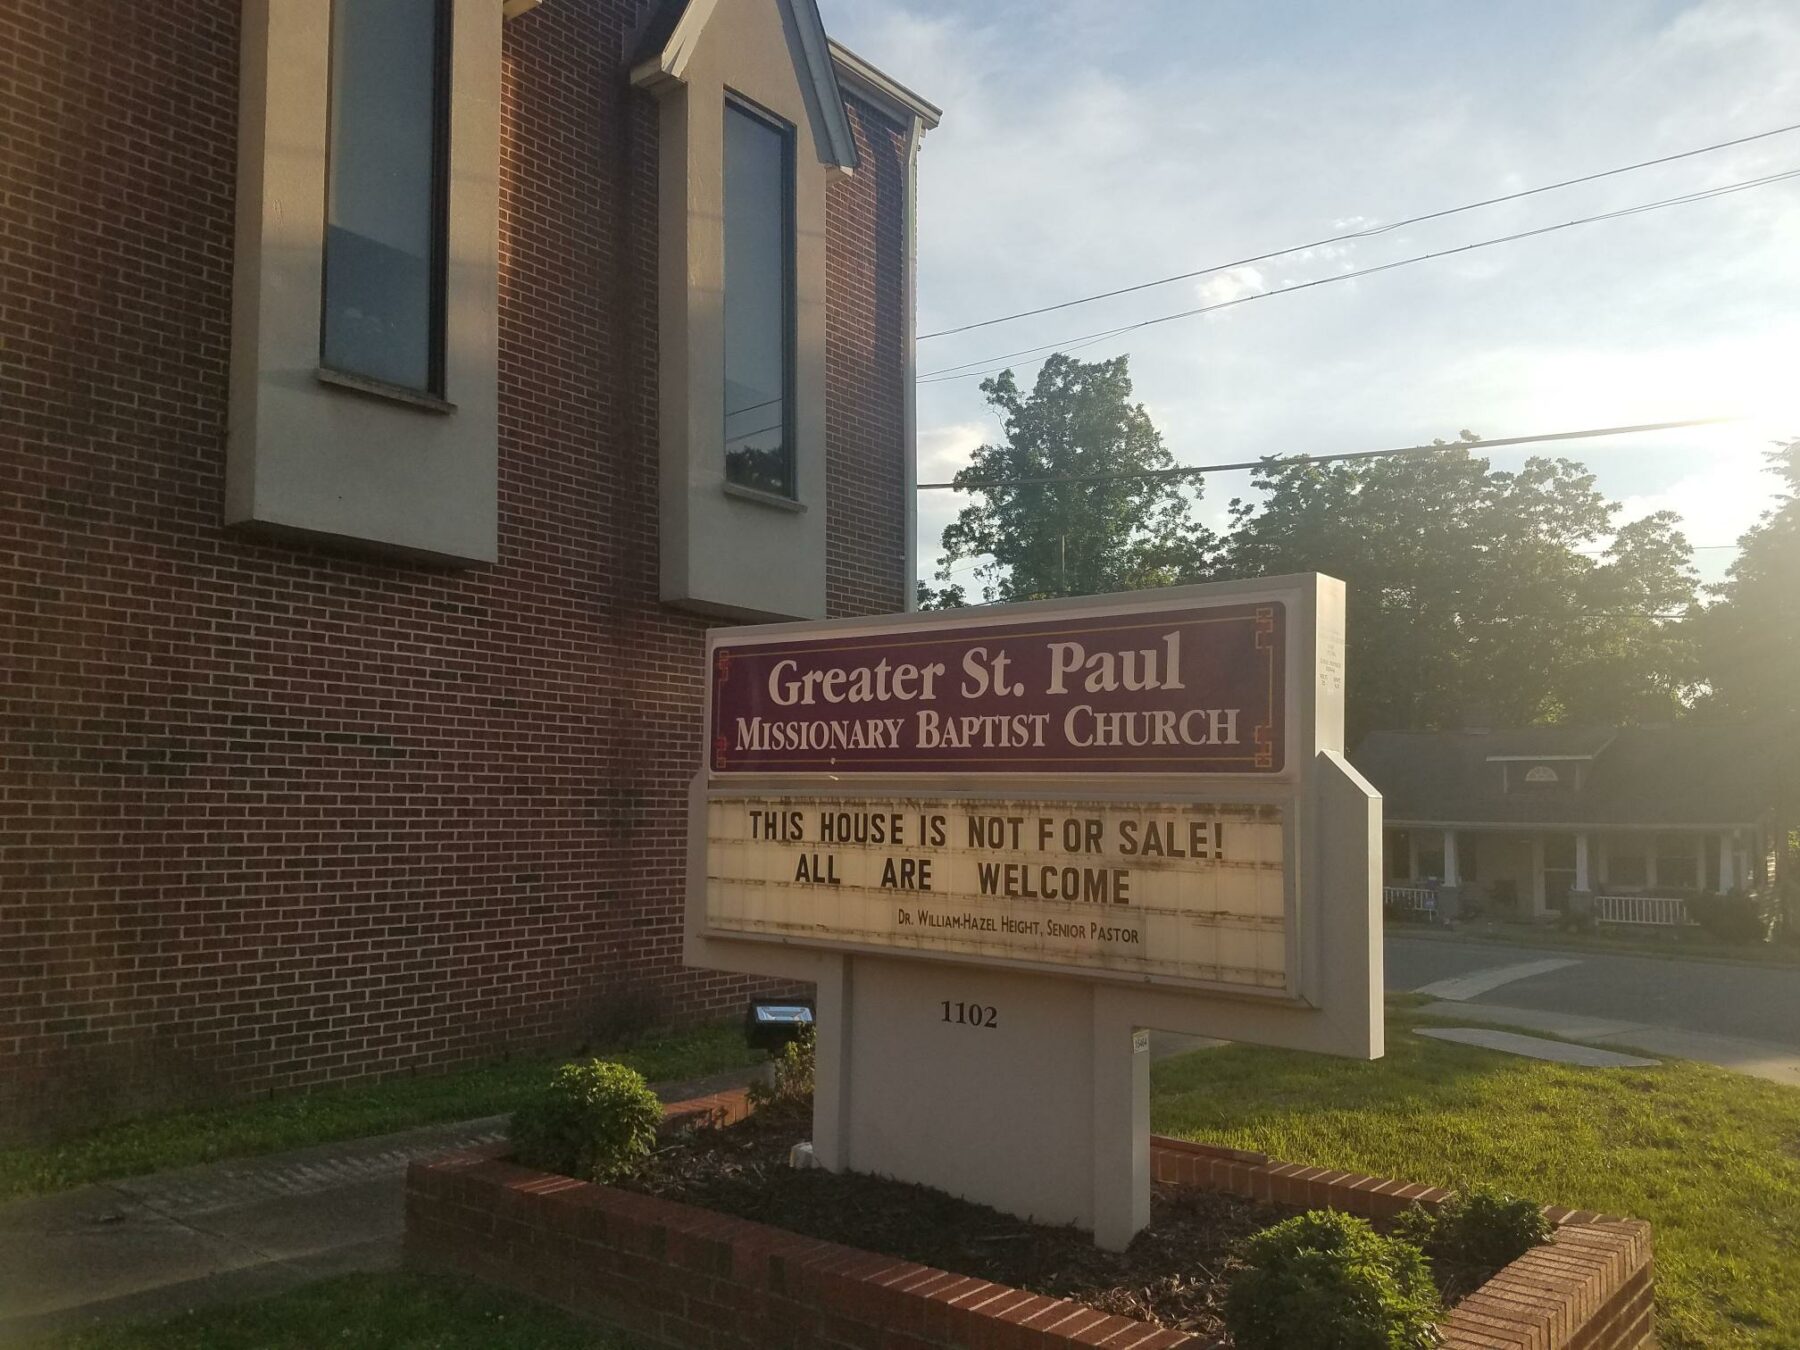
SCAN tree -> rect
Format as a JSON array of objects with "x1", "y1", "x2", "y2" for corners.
[
  {"x1": 1556, "y1": 512, "x2": 1703, "y2": 724},
  {"x1": 1692, "y1": 439, "x2": 1800, "y2": 721},
  {"x1": 915, "y1": 579, "x2": 966, "y2": 611},
  {"x1": 932, "y1": 355, "x2": 1217, "y2": 603},
  {"x1": 920, "y1": 359, "x2": 1710, "y2": 740},
  {"x1": 1218, "y1": 442, "x2": 1699, "y2": 743}
]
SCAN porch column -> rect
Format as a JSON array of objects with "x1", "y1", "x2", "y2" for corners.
[
  {"x1": 1438, "y1": 830, "x2": 1463, "y2": 926},
  {"x1": 1718, "y1": 831, "x2": 1736, "y2": 892},
  {"x1": 1569, "y1": 831, "x2": 1595, "y2": 925},
  {"x1": 1530, "y1": 835, "x2": 1547, "y2": 916}
]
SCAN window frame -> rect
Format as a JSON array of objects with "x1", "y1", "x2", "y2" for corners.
[
  {"x1": 1654, "y1": 832, "x2": 1701, "y2": 891},
  {"x1": 1608, "y1": 851, "x2": 1648, "y2": 888},
  {"x1": 721, "y1": 92, "x2": 798, "y2": 500},
  {"x1": 318, "y1": 0, "x2": 455, "y2": 401}
]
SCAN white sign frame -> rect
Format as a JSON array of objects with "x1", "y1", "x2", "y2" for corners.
[{"x1": 683, "y1": 574, "x2": 1381, "y2": 1248}]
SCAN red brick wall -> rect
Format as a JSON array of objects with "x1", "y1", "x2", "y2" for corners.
[
  {"x1": 0, "y1": 0, "x2": 913, "y2": 1137},
  {"x1": 826, "y1": 93, "x2": 910, "y2": 619},
  {"x1": 408, "y1": 1144, "x2": 1201, "y2": 1350},
  {"x1": 1154, "y1": 1138, "x2": 1655, "y2": 1350},
  {"x1": 406, "y1": 1121, "x2": 1655, "y2": 1350}
]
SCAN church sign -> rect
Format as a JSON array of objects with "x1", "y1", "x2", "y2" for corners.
[
  {"x1": 708, "y1": 600, "x2": 1286, "y2": 775},
  {"x1": 684, "y1": 575, "x2": 1380, "y2": 1250}
]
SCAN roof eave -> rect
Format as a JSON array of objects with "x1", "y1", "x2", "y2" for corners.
[{"x1": 828, "y1": 39, "x2": 941, "y2": 130}]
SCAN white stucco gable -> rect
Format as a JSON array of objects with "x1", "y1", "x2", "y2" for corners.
[{"x1": 629, "y1": 0, "x2": 859, "y2": 171}]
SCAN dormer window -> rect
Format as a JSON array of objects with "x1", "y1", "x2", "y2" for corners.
[{"x1": 1495, "y1": 757, "x2": 1587, "y2": 792}]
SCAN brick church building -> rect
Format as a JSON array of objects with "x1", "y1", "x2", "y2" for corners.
[{"x1": 1, "y1": 0, "x2": 938, "y2": 1136}]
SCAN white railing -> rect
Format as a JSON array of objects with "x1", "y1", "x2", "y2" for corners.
[
  {"x1": 1383, "y1": 886, "x2": 1437, "y2": 921},
  {"x1": 1595, "y1": 894, "x2": 1692, "y2": 927}
]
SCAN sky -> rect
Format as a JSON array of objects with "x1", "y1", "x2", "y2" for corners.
[{"x1": 817, "y1": 0, "x2": 1800, "y2": 594}]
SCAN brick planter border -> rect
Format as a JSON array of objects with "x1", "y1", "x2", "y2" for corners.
[{"x1": 406, "y1": 1093, "x2": 1653, "y2": 1349}]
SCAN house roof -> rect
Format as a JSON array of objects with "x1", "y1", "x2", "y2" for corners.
[
  {"x1": 1352, "y1": 722, "x2": 1796, "y2": 829},
  {"x1": 629, "y1": 0, "x2": 861, "y2": 169}
]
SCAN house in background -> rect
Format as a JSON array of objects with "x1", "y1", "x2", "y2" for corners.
[{"x1": 1354, "y1": 724, "x2": 1794, "y2": 928}]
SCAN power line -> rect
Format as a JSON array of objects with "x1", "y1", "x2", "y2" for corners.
[
  {"x1": 933, "y1": 542, "x2": 1740, "y2": 579},
  {"x1": 916, "y1": 167, "x2": 1800, "y2": 385},
  {"x1": 917, "y1": 417, "x2": 1733, "y2": 491},
  {"x1": 1579, "y1": 544, "x2": 1739, "y2": 554},
  {"x1": 923, "y1": 578, "x2": 1701, "y2": 620},
  {"x1": 919, "y1": 119, "x2": 1800, "y2": 341}
]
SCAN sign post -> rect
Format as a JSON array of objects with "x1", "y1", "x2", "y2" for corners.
[{"x1": 685, "y1": 574, "x2": 1381, "y2": 1249}]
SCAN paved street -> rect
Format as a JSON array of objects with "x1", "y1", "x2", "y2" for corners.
[
  {"x1": 1381, "y1": 933, "x2": 1800, "y2": 1088},
  {"x1": 1385, "y1": 935, "x2": 1800, "y2": 1051}
]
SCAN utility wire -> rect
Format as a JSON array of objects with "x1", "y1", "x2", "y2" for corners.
[
  {"x1": 934, "y1": 543, "x2": 1739, "y2": 579},
  {"x1": 916, "y1": 167, "x2": 1800, "y2": 385},
  {"x1": 917, "y1": 417, "x2": 1733, "y2": 491},
  {"x1": 919, "y1": 120, "x2": 1800, "y2": 341}
]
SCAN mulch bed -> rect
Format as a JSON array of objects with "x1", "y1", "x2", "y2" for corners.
[{"x1": 619, "y1": 1101, "x2": 1302, "y2": 1345}]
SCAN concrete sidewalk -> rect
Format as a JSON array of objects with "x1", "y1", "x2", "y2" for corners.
[
  {"x1": 1418, "y1": 1000, "x2": 1800, "y2": 1088},
  {"x1": 0, "y1": 1067, "x2": 759, "y2": 1343}
]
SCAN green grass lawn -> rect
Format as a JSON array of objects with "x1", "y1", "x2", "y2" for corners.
[
  {"x1": 0, "y1": 1022, "x2": 758, "y2": 1203},
  {"x1": 25, "y1": 1272, "x2": 635, "y2": 1350},
  {"x1": 1150, "y1": 1008, "x2": 1800, "y2": 1350}
]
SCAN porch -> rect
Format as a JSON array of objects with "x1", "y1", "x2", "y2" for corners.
[{"x1": 1382, "y1": 824, "x2": 1776, "y2": 926}]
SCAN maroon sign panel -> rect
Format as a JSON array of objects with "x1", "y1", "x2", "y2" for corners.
[{"x1": 710, "y1": 601, "x2": 1286, "y2": 775}]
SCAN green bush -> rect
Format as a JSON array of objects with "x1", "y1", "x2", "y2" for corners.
[
  {"x1": 1395, "y1": 1184, "x2": 1551, "y2": 1276},
  {"x1": 748, "y1": 1025, "x2": 815, "y2": 1116},
  {"x1": 508, "y1": 1060, "x2": 661, "y2": 1183},
  {"x1": 1686, "y1": 890, "x2": 1774, "y2": 945},
  {"x1": 1225, "y1": 1210, "x2": 1442, "y2": 1350}
]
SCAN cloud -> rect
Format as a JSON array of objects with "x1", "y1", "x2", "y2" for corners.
[
  {"x1": 918, "y1": 420, "x2": 987, "y2": 482},
  {"x1": 1613, "y1": 431, "x2": 1789, "y2": 583},
  {"x1": 1194, "y1": 266, "x2": 1268, "y2": 307},
  {"x1": 818, "y1": 0, "x2": 1800, "y2": 581},
  {"x1": 915, "y1": 421, "x2": 988, "y2": 577}
]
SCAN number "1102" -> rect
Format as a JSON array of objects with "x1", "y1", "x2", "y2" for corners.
[{"x1": 940, "y1": 1000, "x2": 997, "y2": 1028}]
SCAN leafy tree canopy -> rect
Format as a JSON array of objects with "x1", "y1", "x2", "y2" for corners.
[
  {"x1": 920, "y1": 360, "x2": 1731, "y2": 740},
  {"x1": 1217, "y1": 443, "x2": 1699, "y2": 742},
  {"x1": 915, "y1": 579, "x2": 967, "y2": 611},
  {"x1": 1690, "y1": 439, "x2": 1800, "y2": 722},
  {"x1": 933, "y1": 355, "x2": 1217, "y2": 604}
]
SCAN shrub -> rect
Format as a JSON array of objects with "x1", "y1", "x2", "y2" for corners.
[
  {"x1": 1225, "y1": 1210, "x2": 1442, "y2": 1350},
  {"x1": 1395, "y1": 1183, "x2": 1551, "y2": 1277},
  {"x1": 509, "y1": 1060, "x2": 662, "y2": 1183},
  {"x1": 1686, "y1": 890, "x2": 1774, "y2": 945},
  {"x1": 1779, "y1": 873, "x2": 1800, "y2": 945},
  {"x1": 748, "y1": 1024, "x2": 815, "y2": 1117}
]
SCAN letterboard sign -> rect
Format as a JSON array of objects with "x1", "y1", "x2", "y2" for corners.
[
  {"x1": 692, "y1": 584, "x2": 1338, "y2": 996},
  {"x1": 705, "y1": 795, "x2": 1287, "y2": 990}
]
